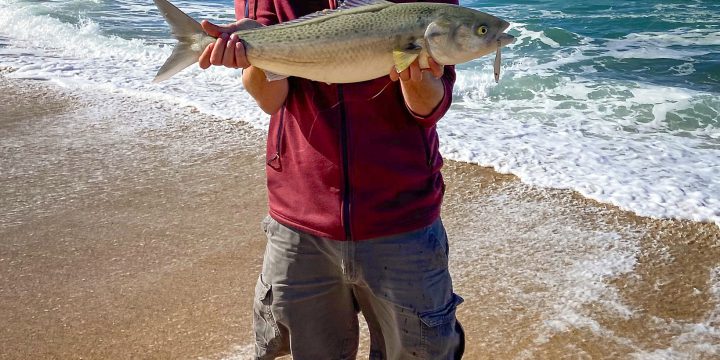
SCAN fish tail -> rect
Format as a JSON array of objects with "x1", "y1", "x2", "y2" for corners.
[{"x1": 152, "y1": 0, "x2": 213, "y2": 82}]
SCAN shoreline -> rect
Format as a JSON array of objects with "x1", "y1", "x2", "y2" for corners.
[{"x1": 1, "y1": 75, "x2": 718, "y2": 359}]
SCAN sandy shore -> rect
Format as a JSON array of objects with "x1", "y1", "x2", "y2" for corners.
[{"x1": 1, "y1": 75, "x2": 718, "y2": 359}]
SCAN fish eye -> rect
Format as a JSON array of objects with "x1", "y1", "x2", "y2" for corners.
[{"x1": 477, "y1": 25, "x2": 488, "y2": 36}]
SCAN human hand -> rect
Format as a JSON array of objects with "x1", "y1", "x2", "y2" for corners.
[
  {"x1": 390, "y1": 57, "x2": 445, "y2": 117},
  {"x1": 389, "y1": 57, "x2": 444, "y2": 82},
  {"x1": 198, "y1": 19, "x2": 260, "y2": 69}
]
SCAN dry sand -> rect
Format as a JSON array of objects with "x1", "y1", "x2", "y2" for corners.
[{"x1": 1, "y1": 75, "x2": 718, "y2": 359}]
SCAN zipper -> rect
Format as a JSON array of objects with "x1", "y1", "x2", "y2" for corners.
[
  {"x1": 338, "y1": 85, "x2": 352, "y2": 240},
  {"x1": 418, "y1": 125, "x2": 432, "y2": 167},
  {"x1": 267, "y1": 105, "x2": 286, "y2": 168}
]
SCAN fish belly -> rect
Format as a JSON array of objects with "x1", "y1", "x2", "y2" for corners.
[{"x1": 249, "y1": 52, "x2": 395, "y2": 84}]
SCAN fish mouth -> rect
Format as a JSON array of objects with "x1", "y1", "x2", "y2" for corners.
[
  {"x1": 496, "y1": 20, "x2": 515, "y2": 48},
  {"x1": 497, "y1": 33, "x2": 515, "y2": 48},
  {"x1": 500, "y1": 20, "x2": 511, "y2": 32}
]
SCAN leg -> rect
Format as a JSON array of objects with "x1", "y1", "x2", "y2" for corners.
[
  {"x1": 354, "y1": 219, "x2": 464, "y2": 359},
  {"x1": 254, "y1": 216, "x2": 359, "y2": 360}
]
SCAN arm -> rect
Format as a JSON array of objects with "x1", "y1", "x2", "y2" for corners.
[
  {"x1": 390, "y1": 57, "x2": 445, "y2": 117},
  {"x1": 241, "y1": 65, "x2": 289, "y2": 115},
  {"x1": 389, "y1": 57, "x2": 455, "y2": 128}
]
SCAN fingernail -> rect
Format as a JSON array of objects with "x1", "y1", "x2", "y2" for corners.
[{"x1": 236, "y1": 42, "x2": 242, "y2": 50}]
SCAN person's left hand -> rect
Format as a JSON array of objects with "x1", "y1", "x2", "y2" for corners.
[{"x1": 389, "y1": 57, "x2": 444, "y2": 82}]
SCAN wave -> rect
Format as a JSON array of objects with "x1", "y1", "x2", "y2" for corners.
[
  {"x1": 0, "y1": 0, "x2": 268, "y2": 124},
  {"x1": 1, "y1": 0, "x2": 719, "y2": 227}
]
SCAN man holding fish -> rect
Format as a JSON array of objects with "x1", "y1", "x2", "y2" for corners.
[{"x1": 154, "y1": 0, "x2": 514, "y2": 357}]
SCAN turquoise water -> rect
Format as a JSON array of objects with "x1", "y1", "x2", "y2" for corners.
[
  {"x1": 28, "y1": 0, "x2": 720, "y2": 92},
  {"x1": 471, "y1": 0, "x2": 720, "y2": 92},
  {"x1": 0, "y1": 0, "x2": 718, "y2": 225}
]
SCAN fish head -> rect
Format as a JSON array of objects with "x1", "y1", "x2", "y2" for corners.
[{"x1": 425, "y1": 7, "x2": 515, "y2": 65}]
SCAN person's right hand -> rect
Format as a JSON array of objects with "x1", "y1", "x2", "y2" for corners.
[{"x1": 199, "y1": 19, "x2": 260, "y2": 70}]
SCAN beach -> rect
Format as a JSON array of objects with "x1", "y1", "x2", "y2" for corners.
[{"x1": 1, "y1": 74, "x2": 718, "y2": 359}]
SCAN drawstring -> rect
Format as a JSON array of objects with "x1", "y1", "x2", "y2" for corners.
[{"x1": 267, "y1": 105, "x2": 286, "y2": 170}]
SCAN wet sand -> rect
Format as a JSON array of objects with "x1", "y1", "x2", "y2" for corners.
[{"x1": 1, "y1": 75, "x2": 718, "y2": 359}]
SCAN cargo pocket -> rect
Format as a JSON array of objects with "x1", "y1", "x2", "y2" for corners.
[
  {"x1": 253, "y1": 274, "x2": 285, "y2": 357},
  {"x1": 419, "y1": 294, "x2": 464, "y2": 359}
]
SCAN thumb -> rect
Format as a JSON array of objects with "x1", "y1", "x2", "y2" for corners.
[{"x1": 201, "y1": 20, "x2": 222, "y2": 37}]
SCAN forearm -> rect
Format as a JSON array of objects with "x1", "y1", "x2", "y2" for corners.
[
  {"x1": 400, "y1": 72, "x2": 445, "y2": 117},
  {"x1": 242, "y1": 66, "x2": 289, "y2": 114}
]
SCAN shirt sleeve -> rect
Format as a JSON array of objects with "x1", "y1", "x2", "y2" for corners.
[
  {"x1": 408, "y1": 65, "x2": 456, "y2": 128},
  {"x1": 235, "y1": 0, "x2": 279, "y2": 25}
]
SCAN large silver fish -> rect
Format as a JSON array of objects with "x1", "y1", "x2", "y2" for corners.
[{"x1": 153, "y1": 0, "x2": 515, "y2": 83}]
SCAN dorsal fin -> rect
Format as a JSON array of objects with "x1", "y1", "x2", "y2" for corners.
[
  {"x1": 240, "y1": 0, "x2": 392, "y2": 31},
  {"x1": 338, "y1": 0, "x2": 393, "y2": 9}
]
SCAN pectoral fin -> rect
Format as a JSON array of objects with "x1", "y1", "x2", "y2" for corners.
[
  {"x1": 263, "y1": 69, "x2": 289, "y2": 82},
  {"x1": 393, "y1": 49, "x2": 420, "y2": 73}
]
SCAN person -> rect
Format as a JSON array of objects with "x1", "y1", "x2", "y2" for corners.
[{"x1": 200, "y1": 1, "x2": 464, "y2": 358}]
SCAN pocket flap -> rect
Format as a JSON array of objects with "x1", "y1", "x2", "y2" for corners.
[
  {"x1": 418, "y1": 293, "x2": 464, "y2": 327},
  {"x1": 255, "y1": 274, "x2": 272, "y2": 302}
]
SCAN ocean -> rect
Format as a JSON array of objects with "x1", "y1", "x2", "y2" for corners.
[{"x1": 0, "y1": 0, "x2": 718, "y2": 226}]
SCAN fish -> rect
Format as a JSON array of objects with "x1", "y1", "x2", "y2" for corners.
[{"x1": 153, "y1": 0, "x2": 515, "y2": 83}]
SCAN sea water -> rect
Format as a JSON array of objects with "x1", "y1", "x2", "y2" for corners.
[{"x1": 0, "y1": 0, "x2": 718, "y2": 226}]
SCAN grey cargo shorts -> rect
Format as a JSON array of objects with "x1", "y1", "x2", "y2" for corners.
[{"x1": 253, "y1": 216, "x2": 465, "y2": 360}]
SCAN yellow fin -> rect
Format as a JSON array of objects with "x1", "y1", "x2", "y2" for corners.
[{"x1": 393, "y1": 50, "x2": 419, "y2": 73}]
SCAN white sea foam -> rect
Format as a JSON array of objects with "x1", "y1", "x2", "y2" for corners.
[
  {"x1": 605, "y1": 29, "x2": 717, "y2": 60},
  {"x1": 0, "y1": 0, "x2": 718, "y2": 228},
  {"x1": 0, "y1": 0, "x2": 268, "y2": 127},
  {"x1": 446, "y1": 67, "x2": 720, "y2": 226},
  {"x1": 630, "y1": 266, "x2": 720, "y2": 359},
  {"x1": 448, "y1": 183, "x2": 642, "y2": 356},
  {"x1": 510, "y1": 23, "x2": 561, "y2": 48},
  {"x1": 671, "y1": 62, "x2": 696, "y2": 76}
]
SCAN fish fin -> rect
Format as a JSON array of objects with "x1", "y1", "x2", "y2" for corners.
[
  {"x1": 263, "y1": 69, "x2": 289, "y2": 82},
  {"x1": 268, "y1": 0, "x2": 392, "y2": 29},
  {"x1": 338, "y1": 0, "x2": 393, "y2": 9},
  {"x1": 393, "y1": 50, "x2": 420, "y2": 73},
  {"x1": 152, "y1": 0, "x2": 214, "y2": 82}
]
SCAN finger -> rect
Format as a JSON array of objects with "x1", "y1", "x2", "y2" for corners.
[
  {"x1": 398, "y1": 67, "x2": 411, "y2": 81},
  {"x1": 234, "y1": 40, "x2": 250, "y2": 68},
  {"x1": 210, "y1": 33, "x2": 228, "y2": 66},
  {"x1": 201, "y1": 20, "x2": 222, "y2": 37},
  {"x1": 409, "y1": 61, "x2": 422, "y2": 82},
  {"x1": 428, "y1": 57, "x2": 444, "y2": 79},
  {"x1": 199, "y1": 43, "x2": 214, "y2": 69},
  {"x1": 217, "y1": 21, "x2": 242, "y2": 33},
  {"x1": 233, "y1": 18, "x2": 261, "y2": 31},
  {"x1": 389, "y1": 66, "x2": 400, "y2": 81},
  {"x1": 223, "y1": 34, "x2": 238, "y2": 68}
]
